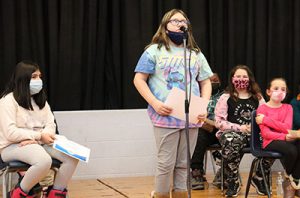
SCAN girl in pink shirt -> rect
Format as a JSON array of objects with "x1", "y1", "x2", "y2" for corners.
[{"x1": 256, "y1": 78, "x2": 300, "y2": 196}]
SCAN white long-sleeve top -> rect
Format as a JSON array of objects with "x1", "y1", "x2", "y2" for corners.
[{"x1": 0, "y1": 92, "x2": 56, "y2": 151}]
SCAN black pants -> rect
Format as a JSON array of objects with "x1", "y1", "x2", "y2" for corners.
[
  {"x1": 265, "y1": 140, "x2": 300, "y2": 179},
  {"x1": 190, "y1": 127, "x2": 219, "y2": 171}
]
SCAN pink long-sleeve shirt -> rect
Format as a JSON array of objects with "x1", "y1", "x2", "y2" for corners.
[{"x1": 257, "y1": 103, "x2": 293, "y2": 148}]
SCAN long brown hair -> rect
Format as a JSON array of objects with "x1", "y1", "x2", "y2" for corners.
[
  {"x1": 146, "y1": 9, "x2": 200, "y2": 53},
  {"x1": 226, "y1": 65, "x2": 262, "y2": 101}
]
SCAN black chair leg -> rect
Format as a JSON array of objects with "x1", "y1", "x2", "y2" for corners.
[
  {"x1": 259, "y1": 159, "x2": 271, "y2": 198},
  {"x1": 245, "y1": 158, "x2": 258, "y2": 198}
]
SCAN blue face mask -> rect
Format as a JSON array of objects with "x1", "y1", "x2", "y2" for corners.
[
  {"x1": 167, "y1": 30, "x2": 187, "y2": 45},
  {"x1": 30, "y1": 79, "x2": 43, "y2": 95}
]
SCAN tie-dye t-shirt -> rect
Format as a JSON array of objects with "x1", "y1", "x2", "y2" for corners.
[{"x1": 135, "y1": 44, "x2": 213, "y2": 128}]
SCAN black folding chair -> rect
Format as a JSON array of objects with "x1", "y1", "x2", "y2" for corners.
[
  {"x1": 0, "y1": 157, "x2": 61, "y2": 198},
  {"x1": 244, "y1": 110, "x2": 283, "y2": 198}
]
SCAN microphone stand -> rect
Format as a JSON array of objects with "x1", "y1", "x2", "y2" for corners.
[{"x1": 182, "y1": 32, "x2": 192, "y2": 198}]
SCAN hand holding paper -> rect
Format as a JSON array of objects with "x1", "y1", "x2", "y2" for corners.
[
  {"x1": 53, "y1": 135, "x2": 91, "y2": 163},
  {"x1": 151, "y1": 99, "x2": 173, "y2": 116},
  {"x1": 197, "y1": 113, "x2": 207, "y2": 123},
  {"x1": 164, "y1": 87, "x2": 209, "y2": 124}
]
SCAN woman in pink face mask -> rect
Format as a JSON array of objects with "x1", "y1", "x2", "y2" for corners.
[
  {"x1": 214, "y1": 65, "x2": 272, "y2": 197},
  {"x1": 256, "y1": 78, "x2": 300, "y2": 197}
]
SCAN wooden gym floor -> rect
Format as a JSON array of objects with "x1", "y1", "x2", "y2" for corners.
[
  {"x1": 0, "y1": 172, "x2": 281, "y2": 197},
  {"x1": 65, "y1": 172, "x2": 281, "y2": 198}
]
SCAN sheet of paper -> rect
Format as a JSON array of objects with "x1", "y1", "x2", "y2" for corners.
[
  {"x1": 164, "y1": 87, "x2": 209, "y2": 124},
  {"x1": 288, "y1": 130, "x2": 300, "y2": 138},
  {"x1": 53, "y1": 135, "x2": 91, "y2": 163}
]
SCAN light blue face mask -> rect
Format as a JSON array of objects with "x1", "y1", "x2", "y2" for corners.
[{"x1": 29, "y1": 79, "x2": 43, "y2": 95}]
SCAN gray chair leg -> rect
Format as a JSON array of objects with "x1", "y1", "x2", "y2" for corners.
[
  {"x1": 238, "y1": 171, "x2": 243, "y2": 186},
  {"x1": 209, "y1": 150, "x2": 217, "y2": 175},
  {"x1": 269, "y1": 172, "x2": 272, "y2": 193},
  {"x1": 204, "y1": 150, "x2": 208, "y2": 174},
  {"x1": 3, "y1": 170, "x2": 8, "y2": 198},
  {"x1": 221, "y1": 157, "x2": 224, "y2": 193},
  {"x1": 8, "y1": 172, "x2": 12, "y2": 191},
  {"x1": 205, "y1": 149, "x2": 220, "y2": 175}
]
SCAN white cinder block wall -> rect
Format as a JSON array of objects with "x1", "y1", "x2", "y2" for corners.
[
  {"x1": 53, "y1": 109, "x2": 283, "y2": 180},
  {"x1": 53, "y1": 109, "x2": 156, "y2": 179}
]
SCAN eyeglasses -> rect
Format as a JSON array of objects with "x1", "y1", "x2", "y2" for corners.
[{"x1": 169, "y1": 19, "x2": 189, "y2": 26}]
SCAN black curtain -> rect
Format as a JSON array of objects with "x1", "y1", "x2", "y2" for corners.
[{"x1": 0, "y1": 0, "x2": 300, "y2": 110}]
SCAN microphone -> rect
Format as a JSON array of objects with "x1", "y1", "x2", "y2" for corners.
[{"x1": 180, "y1": 26, "x2": 188, "y2": 33}]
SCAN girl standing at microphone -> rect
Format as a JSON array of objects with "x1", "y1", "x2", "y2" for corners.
[{"x1": 133, "y1": 9, "x2": 213, "y2": 198}]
